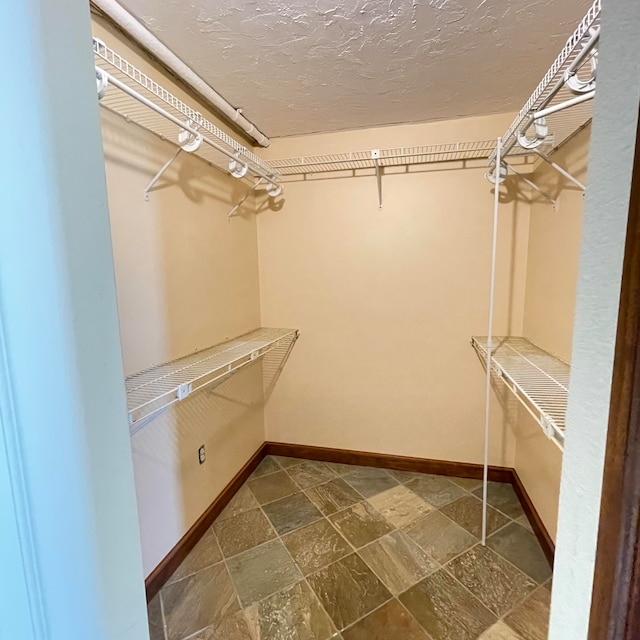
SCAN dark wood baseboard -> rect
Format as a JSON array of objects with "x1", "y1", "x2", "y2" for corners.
[
  {"x1": 266, "y1": 441, "x2": 554, "y2": 563},
  {"x1": 145, "y1": 440, "x2": 554, "y2": 600},
  {"x1": 265, "y1": 441, "x2": 514, "y2": 483},
  {"x1": 144, "y1": 443, "x2": 267, "y2": 602},
  {"x1": 511, "y1": 470, "x2": 555, "y2": 565}
]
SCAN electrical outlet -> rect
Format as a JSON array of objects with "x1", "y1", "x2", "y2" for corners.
[{"x1": 198, "y1": 445, "x2": 206, "y2": 465}]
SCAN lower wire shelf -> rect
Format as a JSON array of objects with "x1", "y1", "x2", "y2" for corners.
[
  {"x1": 471, "y1": 336, "x2": 569, "y2": 451},
  {"x1": 126, "y1": 327, "x2": 299, "y2": 433}
]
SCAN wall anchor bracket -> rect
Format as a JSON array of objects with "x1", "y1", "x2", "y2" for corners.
[
  {"x1": 227, "y1": 177, "x2": 265, "y2": 219},
  {"x1": 372, "y1": 149, "x2": 382, "y2": 210}
]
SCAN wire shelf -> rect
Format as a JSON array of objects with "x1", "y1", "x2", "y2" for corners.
[
  {"x1": 126, "y1": 328, "x2": 299, "y2": 432},
  {"x1": 490, "y1": 0, "x2": 601, "y2": 165},
  {"x1": 93, "y1": 38, "x2": 280, "y2": 184},
  {"x1": 269, "y1": 140, "x2": 526, "y2": 176},
  {"x1": 471, "y1": 336, "x2": 570, "y2": 450}
]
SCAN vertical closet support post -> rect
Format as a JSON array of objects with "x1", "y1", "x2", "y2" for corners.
[
  {"x1": 144, "y1": 148, "x2": 182, "y2": 201},
  {"x1": 482, "y1": 137, "x2": 502, "y2": 545}
]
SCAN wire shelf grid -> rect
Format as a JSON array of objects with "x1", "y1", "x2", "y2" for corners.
[
  {"x1": 490, "y1": 0, "x2": 601, "y2": 164},
  {"x1": 269, "y1": 140, "x2": 528, "y2": 176},
  {"x1": 126, "y1": 328, "x2": 298, "y2": 429},
  {"x1": 472, "y1": 336, "x2": 570, "y2": 450},
  {"x1": 93, "y1": 38, "x2": 280, "y2": 182}
]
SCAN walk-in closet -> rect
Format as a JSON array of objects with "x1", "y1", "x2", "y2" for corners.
[{"x1": 11, "y1": 0, "x2": 629, "y2": 638}]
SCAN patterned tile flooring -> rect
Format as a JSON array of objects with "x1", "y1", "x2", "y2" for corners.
[{"x1": 148, "y1": 456, "x2": 553, "y2": 640}]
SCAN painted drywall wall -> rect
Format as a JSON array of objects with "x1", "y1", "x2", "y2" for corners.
[
  {"x1": 258, "y1": 114, "x2": 530, "y2": 467},
  {"x1": 549, "y1": 0, "x2": 640, "y2": 636},
  {"x1": 514, "y1": 125, "x2": 591, "y2": 542},
  {"x1": 0, "y1": 1, "x2": 147, "y2": 638},
  {"x1": 92, "y1": 17, "x2": 265, "y2": 576}
]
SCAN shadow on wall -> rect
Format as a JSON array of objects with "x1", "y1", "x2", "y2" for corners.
[
  {"x1": 100, "y1": 110, "x2": 253, "y2": 209},
  {"x1": 129, "y1": 340, "x2": 296, "y2": 574}
]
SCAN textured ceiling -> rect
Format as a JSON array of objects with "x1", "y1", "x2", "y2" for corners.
[{"x1": 116, "y1": 0, "x2": 592, "y2": 138}]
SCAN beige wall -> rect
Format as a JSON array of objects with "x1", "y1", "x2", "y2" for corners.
[
  {"x1": 258, "y1": 115, "x2": 530, "y2": 467},
  {"x1": 514, "y1": 125, "x2": 591, "y2": 541},
  {"x1": 93, "y1": 16, "x2": 265, "y2": 576}
]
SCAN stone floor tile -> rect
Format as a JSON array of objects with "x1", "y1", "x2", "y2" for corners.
[
  {"x1": 405, "y1": 511, "x2": 476, "y2": 563},
  {"x1": 440, "y1": 495, "x2": 510, "y2": 539},
  {"x1": 326, "y1": 462, "x2": 361, "y2": 476},
  {"x1": 262, "y1": 492, "x2": 323, "y2": 535},
  {"x1": 250, "y1": 456, "x2": 282, "y2": 479},
  {"x1": 168, "y1": 529, "x2": 222, "y2": 584},
  {"x1": 245, "y1": 580, "x2": 336, "y2": 640},
  {"x1": 283, "y1": 519, "x2": 352, "y2": 576},
  {"x1": 341, "y1": 599, "x2": 431, "y2": 640},
  {"x1": 450, "y1": 476, "x2": 483, "y2": 491},
  {"x1": 406, "y1": 475, "x2": 466, "y2": 508},
  {"x1": 446, "y1": 545, "x2": 537, "y2": 616},
  {"x1": 504, "y1": 588, "x2": 551, "y2": 640},
  {"x1": 191, "y1": 612, "x2": 253, "y2": 640},
  {"x1": 342, "y1": 467, "x2": 399, "y2": 498},
  {"x1": 307, "y1": 553, "x2": 391, "y2": 630},
  {"x1": 329, "y1": 502, "x2": 394, "y2": 548},
  {"x1": 272, "y1": 455, "x2": 306, "y2": 468},
  {"x1": 473, "y1": 482, "x2": 525, "y2": 519},
  {"x1": 399, "y1": 569, "x2": 496, "y2": 640},
  {"x1": 486, "y1": 523, "x2": 552, "y2": 584},
  {"x1": 287, "y1": 461, "x2": 337, "y2": 489},
  {"x1": 162, "y1": 563, "x2": 239, "y2": 640},
  {"x1": 367, "y1": 485, "x2": 434, "y2": 529},
  {"x1": 217, "y1": 486, "x2": 260, "y2": 522},
  {"x1": 227, "y1": 539, "x2": 302, "y2": 607},
  {"x1": 248, "y1": 470, "x2": 299, "y2": 505},
  {"x1": 306, "y1": 478, "x2": 364, "y2": 516},
  {"x1": 359, "y1": 530, "x2": 438, "y2": 595},
  {"x1": 387, "y1": 469, "x2": 428, "y2": 484},
  {"x1": 478, "y1": 621, "x2": 525, "y2": 640},
  {"x1": 213, "y1": 508, "x2": 276, "y2": 558},
  {"x1": 147, "y1": 593, "x2": 164, "y2": 640},
  {"x1": 516, "y1": 514, "x2": 534, "y2": 531}
]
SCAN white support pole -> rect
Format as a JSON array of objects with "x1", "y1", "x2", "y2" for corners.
[
  {"x1": 506, "y1": 163, "x2": 558, "y2": 207},
  {"x1": 483, "y1": 137, "x2": 502, "y2": 545}
]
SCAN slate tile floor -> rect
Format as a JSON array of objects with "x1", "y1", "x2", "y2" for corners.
[{"x1": 148, "y1": 457, "x2": 553, "y2": 640}]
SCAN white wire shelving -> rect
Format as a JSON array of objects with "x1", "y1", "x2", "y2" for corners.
[
  {"x1": 126, "y1": 328, "x2": 299, "y2": 434},
  {"x1": 472, "y1": 336, "x2": 569, "y2": 451},
  {"x1": 93, "y1": 38, "x2": 282, "y2": 203},
  {"x1": 487, "y1": 0, "x2": 601, "y2": 191}
]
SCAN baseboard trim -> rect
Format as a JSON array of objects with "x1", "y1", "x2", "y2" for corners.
[
  {"x1": 265, "y1": 441, "x2": 514, "y2": 482},
  {"x1": 145, "y1": 441, "x2": 554, "y2": 600},
  {"x1": 266, "y1": 441, "x2": 554, "y2": 564},
  {"x1": 511, "y1": 469, "x2": 555, "y2": 565},
  {"x1": 144, "y1": 442, "x2": 267, "y2": 602}
]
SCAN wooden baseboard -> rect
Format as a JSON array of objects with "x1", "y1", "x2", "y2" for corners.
[
  {"x1": 144, "y1": 443, "x2": 267, "y2": 602},
  {"x1": 266, "y1": 441, "x2": 554, "y2": 563},
  {"x1": 265, "y1": 441, "x2": 514, "y2": 483},
  {"x1": 145, "y1": 441, "x2": 554, "y2": 600},
  {"x1": 511, "y1": 469, "x2": 555, "y2": 565}
]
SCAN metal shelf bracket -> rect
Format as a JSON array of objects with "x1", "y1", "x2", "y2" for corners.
[{"x1": 372, "y1": 149, "x2": 383, "y2": 210}]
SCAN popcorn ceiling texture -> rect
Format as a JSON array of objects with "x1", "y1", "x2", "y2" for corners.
[{"x1": 117, "y1": 0, "x2": 590, "y2": 137}]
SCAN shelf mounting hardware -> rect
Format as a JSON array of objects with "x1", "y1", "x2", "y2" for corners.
[
  {"x1": 533, "y1": 149, "x2": 586, "y2": 191},
  {"x1": 372, "y1": 149, "x2": 382, "y2": 210},
  {"x1": 144, "y1": 148, "x2": 182, "y2": 201},
  {"x1": 228, "y1": 178, "x2": 265, "y2": 219},
  {"x1": 506, "y1": 163, "x2": 557, "y2": 209}
]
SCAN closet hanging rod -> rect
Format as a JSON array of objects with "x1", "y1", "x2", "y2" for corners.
[
  {"x1": 93, "y1": 38, "x2": 282, "y2": 195},
  {"x1": 488, "y1": 0, "x2": 601, "y2": 169},
  {"x1": 91, "y1": 0, "x2": 270, "y2": 147},
  {"x1": 100, "y1": 69, "x2": 280, "y2": 186}
]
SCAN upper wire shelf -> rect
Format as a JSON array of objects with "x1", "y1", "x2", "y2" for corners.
[
  {"x1": 472, "y1": 336, "x2": 569, "y2": 451},
  {"x1": 489, "y1": 0, "x2": 601, "y2": 170},
  {"x1": 93, "y1": 38, "x2": 282, "y2": 194},
  {"x1": 270, "y1": 140, "x2": 526, "y2": 176},
  {"x1": 126, "y1": 327, "x2": 299, "y2": 434}
]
